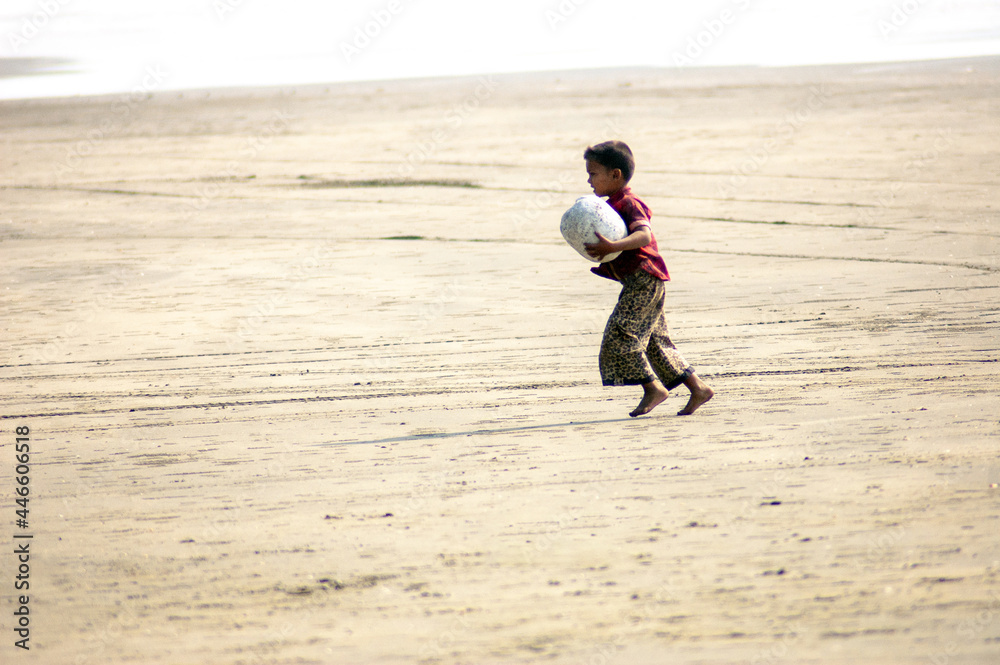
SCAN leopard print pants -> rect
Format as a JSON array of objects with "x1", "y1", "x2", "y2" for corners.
[{"x1": 599, "y1": 269, "x2": 692, "y2": 388}]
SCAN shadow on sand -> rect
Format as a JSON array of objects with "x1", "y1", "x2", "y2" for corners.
[{"x1": 312, "y1": 417, "x2": 635, "y2": 447}]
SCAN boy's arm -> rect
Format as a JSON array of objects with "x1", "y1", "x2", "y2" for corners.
[{"x1": 584, "y1": 226, "x2": 651, "y2": 260}]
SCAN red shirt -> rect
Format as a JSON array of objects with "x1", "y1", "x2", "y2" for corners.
[{"x1": 591, "y1": 187, "x2": 670, "y2": 282}]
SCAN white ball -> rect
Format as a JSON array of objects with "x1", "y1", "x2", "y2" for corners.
[{"x1": 560, "y1": 195, "x2": 628, "y2": 263}]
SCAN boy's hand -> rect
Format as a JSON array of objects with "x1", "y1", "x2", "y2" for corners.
[{"x1": 584, "y1": 232, "x2": 618, "y2": 260}]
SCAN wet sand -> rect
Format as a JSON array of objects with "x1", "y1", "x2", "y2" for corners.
[{"x1": 1, "y1": 57, "x2": 999, "y2": 664}]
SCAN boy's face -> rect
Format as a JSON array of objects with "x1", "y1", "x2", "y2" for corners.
[{"x1": 586, "y1": 159, "x2": 622, "y2": 197}]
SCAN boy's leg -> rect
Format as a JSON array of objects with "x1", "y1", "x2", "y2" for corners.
[
  {"x1": 645, "y1": 299, "x2": 692, "y2": 385},
  {"x1": 599, "y1": 272, "x2": 669, "y2": 416},
  {"x1": 631, "y1": 380, "x2": 669, "y2": 418},
  {"x1": 646, "y1": 301, "x2": 714, "y2": 415},
  {"x1": 677, "y1": 372, "x2": 714, "y2": 416}
]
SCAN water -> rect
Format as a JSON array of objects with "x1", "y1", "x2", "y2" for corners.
[{"x1": 2, "y1": 0, "x2": 999, "y2": 99}]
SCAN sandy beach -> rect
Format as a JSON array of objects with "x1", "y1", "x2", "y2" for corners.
[{"x1": 1, "y1": 57, "x2": 999, "y2": 664}]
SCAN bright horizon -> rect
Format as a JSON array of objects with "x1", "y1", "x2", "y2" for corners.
[{"x1": 2, "y1": 0, "x2": 1000, "y2": 99}]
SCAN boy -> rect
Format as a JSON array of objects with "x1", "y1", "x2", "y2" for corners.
[{"x1": 582, "y1": 140, "x2": 713, "y2": 417}]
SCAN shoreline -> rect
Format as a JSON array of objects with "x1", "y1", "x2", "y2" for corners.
[{"x1": 1, "y1": 53, "x2": 998, "y2": 104}]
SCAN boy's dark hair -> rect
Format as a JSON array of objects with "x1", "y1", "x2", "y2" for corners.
[{"x1": 584, "y1": 140, "x2": 635, "y2": 183}]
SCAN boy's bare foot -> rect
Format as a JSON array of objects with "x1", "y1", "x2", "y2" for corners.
[
  {"x1": 678, "y1": 374, "x2": 713, "y2": 416},
  {"x1": 630, "y1": 381, "x2": 669, "y2": 417}
]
